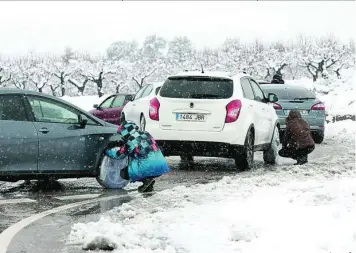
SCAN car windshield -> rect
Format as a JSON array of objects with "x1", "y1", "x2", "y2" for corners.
[
  {"x1": 160, "y1": 77, "x2": 233, "y2": 99},
  {"x1": 261, "y1": 86, "x2": 316, "y2": 100}
]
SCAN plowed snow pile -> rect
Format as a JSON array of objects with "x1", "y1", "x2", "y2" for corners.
[{"x1": 66, "y1": 121, "x2": 356, "y2": 253}]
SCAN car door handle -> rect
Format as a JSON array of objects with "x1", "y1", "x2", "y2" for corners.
[{"x1": 38, "y1": 127, "x2": 49, "y2": 134}]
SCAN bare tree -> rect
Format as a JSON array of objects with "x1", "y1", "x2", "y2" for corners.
[{"x1": 0, "y1": 67, "x2": 11, "y2": 87}]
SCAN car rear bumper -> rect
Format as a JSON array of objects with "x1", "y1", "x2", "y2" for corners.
[
  {"x1": 157, "y1": 140, "x2": 245, "y2": 158},
  {"x1": 146, "y1": 120, "x2": 247, "y2": 146}
]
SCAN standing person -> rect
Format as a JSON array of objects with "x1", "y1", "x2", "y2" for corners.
[
  {"x1": 279, "y1": 110, "x2": 315, "y2": 165},
  {"x1": 271, "y1": 73, "x2": 285, "y2": 84},
  {"x1": 105, "y1": 121, "x2": 170, "y2": 192}
]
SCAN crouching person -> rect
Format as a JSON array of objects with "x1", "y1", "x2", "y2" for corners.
[
  {"x1": 279, "y1": 110, "x2": 315, "y2": 165},
  {"x1": 106, "y1": 121, "x2": 170, "y2": 192}
]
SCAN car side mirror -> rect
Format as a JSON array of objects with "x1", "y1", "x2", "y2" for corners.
[
  {"x1": 93, "y1": 104, "x2": 100, "y2": 109},
  {"x1": 268, "y1": 93, "x2": 278, "y2": 103},
  {"x1": 126, "y1": 96, "x2": 134, "y2": 102},
  {"x1": 78, "y1": 114, "x2": 88, "y2": 128}
]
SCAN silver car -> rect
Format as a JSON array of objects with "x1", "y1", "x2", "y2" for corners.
[
  {"x1": 0, "y1": 89, "x2": 119, "y2": 183},
  {"x1": 260, "y1": 84, "x2": 326, "y2": 144}
]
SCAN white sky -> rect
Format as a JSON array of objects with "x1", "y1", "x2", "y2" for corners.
[{"x1": 0, "y1": 1, "x2": 355, "y2": 56}]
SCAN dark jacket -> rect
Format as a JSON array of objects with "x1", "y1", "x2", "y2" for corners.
[
  {"x1": 271, "y1": 74, "x2": 285, "y2": 84},
  {"x1": 283, "y1": 110, "x2": 315, "y2": 150}
]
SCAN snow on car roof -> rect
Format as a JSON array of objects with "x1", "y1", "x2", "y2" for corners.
[{"x1": 169, "y1": 71, "x2": 249, "y2": 80}]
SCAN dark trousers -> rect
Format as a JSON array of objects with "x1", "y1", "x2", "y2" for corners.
[{"x1": 279, "y1": 146, "x2": 315, "y2": 164}]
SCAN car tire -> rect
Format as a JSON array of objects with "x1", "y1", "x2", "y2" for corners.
[
  {"x1": 180, "y1": 154, "x2": 194, "y2": 162},
  {"x1": 120, "y1": 113, "x2": 126, "y2": 124},
  {"x1": 313, "y1": 133, "x2": 324, "y2": 144},
  {"x1": 235, "y1": 130, "x2": 254, "y2": 172},
  {"x1": 140, "y1": 115, "x2": 146, "y2": 131},
  {"x1": 263, "y1": 126, "x2": 280, "y2": 165}
]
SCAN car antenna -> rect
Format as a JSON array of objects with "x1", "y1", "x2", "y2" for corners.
[{"x1": 200, "y1": 64, "x2": 204, "y2": 74}]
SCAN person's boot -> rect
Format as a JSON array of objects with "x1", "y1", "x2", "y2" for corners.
[
  {"x1": 138, "y1": 178, "x2": 155, "y2": 193},
  {"x1": 295, "y1": 155, "x2": 308, "y2": 165}
]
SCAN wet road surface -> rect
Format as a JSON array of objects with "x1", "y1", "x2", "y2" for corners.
[{"x1": 0, "y1": 140, "x2": 354, "y2": 253}]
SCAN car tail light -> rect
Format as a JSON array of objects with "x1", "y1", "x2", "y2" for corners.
[
  {"x1": 272, "y1": 103, "x2": 282, "y2": 110},
  {"x1": 149, "y1": 97, "x2": 160, "y2": 121},
  {"x1": 225, "y1": 100, "x2": 242, "y2": 123},
  {"x1": 311, "y1": 102, "x2": 325, "y2": 111}
]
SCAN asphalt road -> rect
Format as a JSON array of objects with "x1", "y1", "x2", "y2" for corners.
[{"x1": 0, "y1": 139, "x2": 354, "y2": 253}]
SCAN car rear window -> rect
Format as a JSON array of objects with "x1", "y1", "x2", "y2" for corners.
[
  {"x1": 160, "y1": 76, "x2": 233, "y2": 99},
  {"x1": 261, "y1": 86, "x2": 316, "y2": 100}
]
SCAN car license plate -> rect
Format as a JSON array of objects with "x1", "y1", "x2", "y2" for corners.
[
  {"x1": 284, "y1": 110, "x2": 308, "y2": 116},
  {"x1": 176, "y1": 113, "x2": 206, "y2": 122}
]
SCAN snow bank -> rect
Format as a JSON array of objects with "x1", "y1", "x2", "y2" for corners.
[
  {"x1": 66, "y1": 122, "x2": 356, "y2": 253},
  {"x1": 325, "y1": 120, "x2": 356, "y2": 143},
  {"x1": 62, "y1": 95, "x2": 109, "y2": 112}
]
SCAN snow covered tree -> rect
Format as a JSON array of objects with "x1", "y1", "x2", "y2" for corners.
[
  {"x1": 0, "y1": 63, "x2": 11, "y2": 87},
  {"x1": 299, "y1": 35, "x2": 348, "y2": 82},
  {"x1": 106, "y1": 40, "x2": 139, "y2": 62},
  {"x1": 167, "y1": 36, "x2": 195, "y2": 72}
]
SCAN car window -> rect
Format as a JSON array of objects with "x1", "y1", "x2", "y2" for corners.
[
  {"x1": 249, "y1": 79, "x2": 265, "y2": 102},
  {"x1": 28, "y1": 96, "x2": 96, "y2": 125},
  {"x1": 155, "y1": 86, "x2": 161, "y2": 95},
  {"x1": 240, "y1": 78, "x2": 255, "y2": 100},
  {"x1": 0, "y1": 95, "x2": 27, "y2": 121},
  {"x1": 134, "y1": 86, "x2": 148, "y2": 100},
  {"x1": 111, "y1": 95, "x2": 126, "y2": 108},
  {"x1": 141, "y1": 84, "x2": 153, "y2": 98},
  {"x1": 260, "y1": 86, "x2": 316, "y2": 100},
  {"x1": 160, "y1": 77, "x2": 233, "y2": 99},
  {"x1": 99, "y1": 96, "x2": 115, "y2": 109}
]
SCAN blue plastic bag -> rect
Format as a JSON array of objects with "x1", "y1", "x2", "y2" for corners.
[{"x1": 97, "y1": 154, "x2": 129, "y2": 189}]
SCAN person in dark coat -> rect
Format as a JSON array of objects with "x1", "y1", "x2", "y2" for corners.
[
  {"x1": 105, "y1": 121, "x2": 170, "y2": 192},
  {"x1": 271, "y1": 73, "x2": 285, "y2": 84},
  {"x1": 279, "y1": 110, "x2": 315, "y2": 165}
]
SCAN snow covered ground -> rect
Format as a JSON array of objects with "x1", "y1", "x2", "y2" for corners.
[{"x1": 66, "y1": 120, "x2": 356, "y2": 253}]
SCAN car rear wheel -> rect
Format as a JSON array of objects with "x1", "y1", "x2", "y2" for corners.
[
  {"x1": 313, "y1": 133, "x2": 324, "y2": 144},
  {"x1": 263, "y1": 126, "x2": 280, "y2": 165},
  {"x1": 180, "y1": 154, "x2": 194, "y2": 162},
  {"x1": 235, "y1": 130, "x2": 254, "y2": 172},
  {"x1": 140, "y1": 115, "x2": 146, "y2": 131}
]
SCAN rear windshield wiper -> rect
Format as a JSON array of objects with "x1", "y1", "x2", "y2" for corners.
[
  {"x1": 294, "y1": 97, "x2": 315, "y2": 100},
  {"x1": 190, "y1": 94, "x2": 222, "y2": 99}
]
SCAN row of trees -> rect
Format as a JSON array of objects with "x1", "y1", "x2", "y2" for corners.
[{"x1": 0, "y1": 34, "x2": 354, "y2": 97}]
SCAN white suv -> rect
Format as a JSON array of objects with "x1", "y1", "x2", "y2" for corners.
[{"x1": 146, "y1": 71, "x2": 280, "y2": 171}]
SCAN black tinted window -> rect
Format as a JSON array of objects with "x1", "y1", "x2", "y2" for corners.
[
  {"x1": 0, "y1": 95, "x2": 27, "y2": 121},
  {"x1": 261, "y1": 87, "x2": 316, "y2": 100},
  {"x1": 240, "y1": 78, "x2": 255, "y2": 100},
  {"x1": 160, "y1": 77, "x2": 233, "y2": 99}
]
